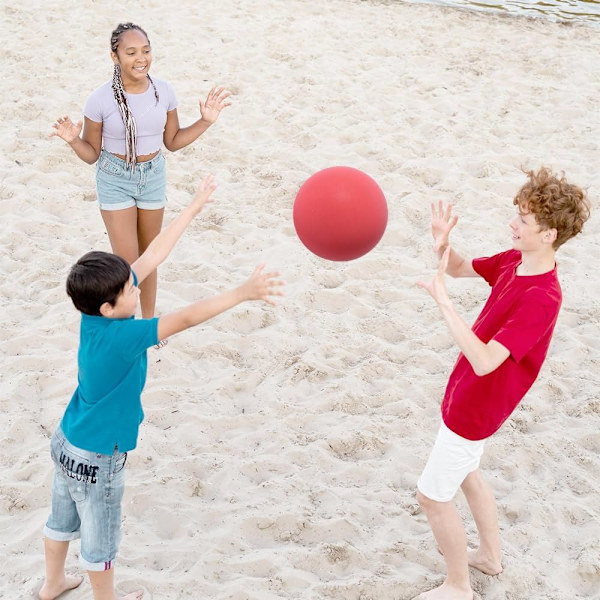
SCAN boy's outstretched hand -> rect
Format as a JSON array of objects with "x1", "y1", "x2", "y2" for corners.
[
  {"x1": 191, "y1": 174, "x2": 218, "y2": 215},
  {"x1": 417, "y1": 246, "x2": 451, "y2": 306},
  {"x1": 239, "y1": 264, "x2": 285, "y2": 306},
  {"x1": 431, "y1": 201, "x2": 458, "y2": 253}
]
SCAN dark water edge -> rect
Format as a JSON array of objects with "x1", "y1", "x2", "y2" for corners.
[{"x1": 398, "y1": 0, "x2": 600, "y2": 27}]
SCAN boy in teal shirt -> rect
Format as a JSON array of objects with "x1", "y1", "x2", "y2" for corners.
[{"x1": 39, "y1": 175, "x2": 284, "y2": 600}]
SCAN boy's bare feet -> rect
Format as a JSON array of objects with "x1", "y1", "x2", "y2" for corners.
[
  {"x1": 38, "y1": 575, "x2": 84, "y2": 600},
  {"x1": 467, "y1": 548, "x2": 503, "y2": 575},
  {"x1": 413, "y1": 580, "x2": 473, "y2": 599}
]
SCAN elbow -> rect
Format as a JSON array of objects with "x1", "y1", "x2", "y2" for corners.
[
  {"x1": 472, "y1": 359, "x2": 498, "y2": 377},
  {"x1": 163, "y1": 139, "x2": 178, "y2": 153},
  {"x1": 84, "y1": 150, "x2": 100, "y2": 165},
  {"x1": 473, "y1": 365, "x2": 491, "y2": 377}
]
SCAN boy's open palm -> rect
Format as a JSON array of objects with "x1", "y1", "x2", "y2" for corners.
[
  {"x1": 417, "y1": 246, "x2": 451, "y2": 305},
  {"x1": 50, "y1": 116, "x2": 82, "y2": 143},
  {"x1": 241, "y1": 264, "x2": 285, "y2": 306},
  {"x1": 191, "y1": 174, "x2": 217, "y2": 214},
  {"x1": 431, "y1": 201, "x2": 458, "y2": 252}
]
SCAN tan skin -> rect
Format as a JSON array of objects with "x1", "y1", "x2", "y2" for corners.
[
  {"x1": 412, "y1": 202, "x2": 558, "y2": 600},
  {"x1": 38, "y1": 175, "x2": 282, "y2": 600},
  {"x1": 50, "y1": 28, "x2": 232, "y2": 319}
]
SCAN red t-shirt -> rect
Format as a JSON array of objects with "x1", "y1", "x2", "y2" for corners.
[{"x1": 442, "y1": 249, "x2": 562, "y2": 440}]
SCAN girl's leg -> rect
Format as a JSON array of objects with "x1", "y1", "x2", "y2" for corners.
[
  {"x1": 136, "y1": 208, "x2": 164, "y2": 318},
  {"x1": 100, "y1": 207, "x2": 140, "y2": 264},
  {"x1": 101, "y1": 206, "x2": 145, "y2": 314},
  {"x1": 88, "y1": 568, "x2": 143, "y2": 600},
  {"x1": 38, "y1": 538, "x2": 83, "y2": 600},
  {"x1": 460, "y1": 469, "x2": 503, "y2": 575}
]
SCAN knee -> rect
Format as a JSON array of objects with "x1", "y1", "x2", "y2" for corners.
[
  {"x1": 460, "y1": 469, "x2": 483, "y2": 494},
  {"x1": 416, "y1": 488, "x2": 436, "y2": 512}
]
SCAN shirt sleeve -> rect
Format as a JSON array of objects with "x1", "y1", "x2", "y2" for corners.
[
  {"x1": 115, "y1": 317, "x2": 160, "y2": 358},
  {"x1": 473, "y1": 252, "x2": 504, "y2": 287},
  {"x1": 83, "y1": 88, "x2": 104, "y2": 123},
  {"x1": 492, "y1": 289, "x2": 560, "y2": 362},
  {"x1": 164, "y1": 80, "x2": 178, "y2": 111}
]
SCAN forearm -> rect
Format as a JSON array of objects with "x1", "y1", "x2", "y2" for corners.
[
  {"x1": 435, "y1": 244, "x2": 469, "y2": 278},
  {"x1": 158, "y1": 287, "x2": 245, "y2": 339},
  {"x1": 167, "y1": 119, "x2": 212, "y2": 151},
  {"x1": 142, "y1": 205, "x2": 198, "y2": 267},
  {"x1": 68, "y1": 137, "x2": 99, "y2": 164},
  {"x1": 438, "y1": 300, "x2": 496, "y2": 376}
]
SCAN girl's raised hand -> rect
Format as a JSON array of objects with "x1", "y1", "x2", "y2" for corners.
[
  {"x1": 199, "y1": 86, "x2": 232, "y2": 124},
  {"x1": 50, "y1": 116, "x2": 82, "y2": 143}
]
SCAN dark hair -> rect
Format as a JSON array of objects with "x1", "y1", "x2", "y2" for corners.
[
  {"x1": 513, "y1": 167, "x2": 591, "y2": 249},
  {"x1": 110, "y1": 22, "x2": 159, "y2": 167},
  {"x1": 66, "y1": 251, "x2": 131, "y2": 316}
]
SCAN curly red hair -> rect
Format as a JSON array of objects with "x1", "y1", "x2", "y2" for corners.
[{"x1": 513, "y1": 167, "x2": 591, "y2": 249}]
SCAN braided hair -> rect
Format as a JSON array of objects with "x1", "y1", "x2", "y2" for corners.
[{"x1": 110, "y1": 23, "x2": 159, "y2": 167}]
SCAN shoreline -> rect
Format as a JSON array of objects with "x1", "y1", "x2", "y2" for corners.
[{"x1": 397, "y1": 0, "x2": 600, "y2": 28}]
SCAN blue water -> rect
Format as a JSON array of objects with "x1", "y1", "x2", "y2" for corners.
[{"x1": 402, "y1": 0, "x2": 600, "y2": 26}]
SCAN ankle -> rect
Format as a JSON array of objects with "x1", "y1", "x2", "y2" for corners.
[{"x1": 445, "y1": 577, "x2": 472, "y2": 593}]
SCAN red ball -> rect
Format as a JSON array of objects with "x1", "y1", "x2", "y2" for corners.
[{"x1": 293, "y1": 166, "x2": 388, "y2": 261}]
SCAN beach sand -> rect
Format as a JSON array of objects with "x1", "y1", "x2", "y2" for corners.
[{"x1": 1, "y1": 0, "x2": 599, "y2": 598}]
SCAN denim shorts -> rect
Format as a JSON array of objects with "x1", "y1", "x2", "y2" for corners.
[
  {"x1": 96, "y1": 149, "x2": 167, "y2": 211},
  {"x1": 417, "y1": 420, "x2": 486, "y2": 502},
  {"x1": 44, "y1": 427, "x2": 128, "y2": 571}
]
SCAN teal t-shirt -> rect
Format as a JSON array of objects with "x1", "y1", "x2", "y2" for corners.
[{"x1": 60, "y1": 277, "x2": 159, "y2": 454}]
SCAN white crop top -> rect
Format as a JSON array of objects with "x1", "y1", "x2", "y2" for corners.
[{"x1": 83, "y1": 77, "x2": 178, "y2": 155}]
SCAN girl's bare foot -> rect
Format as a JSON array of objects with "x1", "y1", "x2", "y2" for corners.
[
  {"x1": 467, "y1": 548, "x2": 503, "y2": 575},
  {"x1": 38, "y1": 575, "x2": 84, "y2": 600},
  {"x1": 413, "y1": 580, "x2": 473, "y2": 599}
]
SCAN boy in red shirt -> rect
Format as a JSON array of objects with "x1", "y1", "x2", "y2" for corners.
[{"x1": 414, "y1": 167, "x2": 591, "y2": 600}]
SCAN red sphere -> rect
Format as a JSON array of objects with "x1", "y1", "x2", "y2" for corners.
[{"x1": 293, "y1": 167, "x2": 388, "y2": 261}]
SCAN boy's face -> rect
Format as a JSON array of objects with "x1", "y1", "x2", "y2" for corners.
[
  {"x1": 510, "y1": 208, "x2": 551, "y2": 252},
  {"x1": 109, "y1": 274, "x2": 140, "y2": 319}
]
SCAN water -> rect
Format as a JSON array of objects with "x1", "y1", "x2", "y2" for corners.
[{"x1": 402, "y1": 0, "x2": 600, "y2": 27}]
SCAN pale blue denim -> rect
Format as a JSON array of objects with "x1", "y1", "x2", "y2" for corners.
[
  {"x1": 96, "y1": 149, "x2": 167, "y2": 211},
  {"x1": 44, "y1": 426, "x2": 127, "y2": 571}
]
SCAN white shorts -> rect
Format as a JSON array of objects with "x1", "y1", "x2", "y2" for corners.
[{"x1": 417, "y1": 420, "x2": 486, "y2": 502}]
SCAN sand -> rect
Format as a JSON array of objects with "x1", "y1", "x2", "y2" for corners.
[{"x1": 1, "y1": 0, "x2": 599, "y2": 598}]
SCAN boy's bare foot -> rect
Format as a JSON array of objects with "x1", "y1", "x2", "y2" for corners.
[
  {"x1": 38, "y1": 575, "x2": 84, "y2": 600},
  {"x1": 118, "y1": 591, "x2": 144, "y2": 600},
  {"x1": 467, "y1": 549, "x2": 503, "y2": 575},
  {"x1": 413, "y1": 581, "x2": 473, "y2": 600}
]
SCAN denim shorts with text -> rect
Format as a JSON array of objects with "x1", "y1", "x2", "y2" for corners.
[
  {"x1": 96, "y1": 149, "x2": 167, "y2": 211},
  {"x1": 44, "y1": 426, "x2": 127, "y2": 571}
]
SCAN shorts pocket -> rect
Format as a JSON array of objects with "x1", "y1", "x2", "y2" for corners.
[
  {"x1": 66, "y1": 476, "x2": 90, "y2": 503},
  {"x1": 57, "y1": 444, "x2": 98, "y2": 503},
  {"x1": 114, "y1": 452, "x2": 127, "y2": 475},
  {"x1": 150, "y1": 153, "x2": 166, "y2": 176},
  {"x1": 97, "y1": 156, "x2": 124, "y2": 177}
]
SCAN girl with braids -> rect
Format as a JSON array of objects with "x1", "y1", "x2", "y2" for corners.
[{"x1": 51, "y1": 22, "x2": 231, "y2": 321}]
